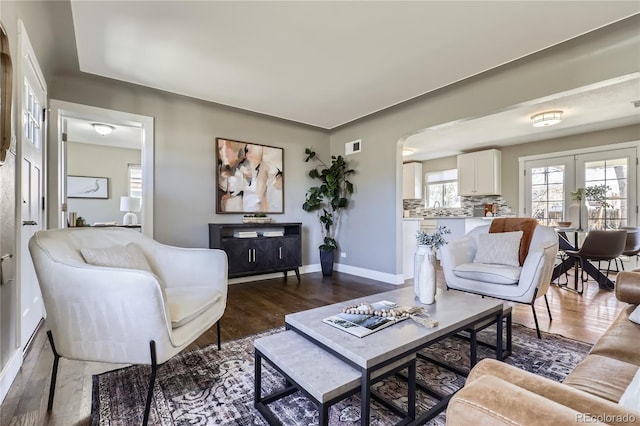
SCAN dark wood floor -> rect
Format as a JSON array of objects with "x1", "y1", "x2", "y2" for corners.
[{"x1": 0, "y1": 269, "x2": 626, "y2": 425}]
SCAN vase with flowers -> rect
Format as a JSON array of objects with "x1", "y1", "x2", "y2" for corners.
[
  {"x1": 570, "y1": 185, "x2": 611, "y2": 231},
  {"x1": 414, "y1": 226, "x2": 451, "y2": 304}
]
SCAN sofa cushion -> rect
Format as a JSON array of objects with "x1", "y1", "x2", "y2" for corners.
[
  {"x1": 629, "y1": 305, "x2": 640, "y2": 325},
  {"x1": 80, "y1": 243, "x2": 152, "y2": 272},
  {"x1": 589, "y1": 305, "x2": 640, "y2": 366},
  {"x1": 563, "y1": 355, "x2": 638, "y2": 403},
  {"x1": 165, "y1": 287, "x2": 222, "y2": 328},
  {"x1": 453, "y1": 262, "x2": 521, "y2": 285},
  {"x1": 473, "y1": 231, "x2": 523, "y2": 266},
  {"x1": 619, "y1": 367, "x2": 640, "y2": 412},
  {"x1": 489, "y1": 217, "x2": 538, "y2": 265}
]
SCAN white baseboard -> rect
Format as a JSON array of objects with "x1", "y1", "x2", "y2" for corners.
[
  {"x1": 0, "y1": 349, "x2": 22, "y2": 405},
  {"x1": 227, "y1": 263, "x2": 404, "y2": 285},
  {"x1": 334, "y1": 263, "x2": 405, "y2": 285}
]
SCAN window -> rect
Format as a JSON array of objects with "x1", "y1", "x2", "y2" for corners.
[
  {"x1": 579, "y1": 154, "x2": 631, "y2": 230},
  {"x1": 523, "y1": 146, "x2": 636, "y2": 229},
  {"x1": 426, "y1": 169, "x2": 460, "y2": 208},
  {"x1": 128, "y1": 164, "x2": 142, "y2": 198},
  {"x1": 530, "y1": 164, "x2": 566, "y2": 226},
  {"x1": 23, "y1": 78, "x2": 41, "y2": 149}
]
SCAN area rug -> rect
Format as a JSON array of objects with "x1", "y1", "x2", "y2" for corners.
[{"x1": 91, "y1": 324, "x2": 591, "y2": 425}]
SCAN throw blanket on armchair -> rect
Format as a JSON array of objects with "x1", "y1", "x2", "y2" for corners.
[{"x1": 489, "y1": 217, "x2": 538, "y2": 265}]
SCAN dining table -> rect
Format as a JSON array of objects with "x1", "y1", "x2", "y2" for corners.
[{"x1": 551, "y1": 227, "x2": 617, "y2": 292}]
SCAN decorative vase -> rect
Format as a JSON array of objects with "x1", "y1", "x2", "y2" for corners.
[
  {"x1": 319, "y1": 248, "x2": 335, "y2": 276},
  {"x1": 414, "y1": 244, "x2": 436, "y2": 304}
]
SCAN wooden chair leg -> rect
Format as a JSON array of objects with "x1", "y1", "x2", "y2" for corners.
[{"x1": 46, "y1": 331, "x2": 61, "y2": 412}]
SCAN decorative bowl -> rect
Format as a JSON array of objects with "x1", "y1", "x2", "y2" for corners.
[
  {"x1": 557, "y1": 221, "x2": 572, "y2": 228},
  {"x1": 242, "y1": 217, "x2": 272, "y2": 224}
]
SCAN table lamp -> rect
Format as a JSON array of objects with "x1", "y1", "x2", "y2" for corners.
[{"x1": 120, "y1": 196, "x2": 141, "y2": 225}]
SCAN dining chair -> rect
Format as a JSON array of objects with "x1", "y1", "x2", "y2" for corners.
[
  {"x1": 615, "y1": 227, "x2": 640, "y2": 271},
  {"x1": 564, "y1": 230, "x2": 627, "y2": 292}
]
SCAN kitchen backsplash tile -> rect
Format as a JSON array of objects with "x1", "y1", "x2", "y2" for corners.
[{"x1": 403, "y1": 195, "x2": 513, "y2": 217}]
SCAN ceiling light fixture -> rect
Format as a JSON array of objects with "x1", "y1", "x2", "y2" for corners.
[
  {"x1": 92, "y1": 123, "x2": 115, "y2": 136},
  {"x1": 402, "y1": 148, "x2": 414, "y2": 156},
  {"x1": 531, "y1": 110, "x2": 563, "y2": 127}
]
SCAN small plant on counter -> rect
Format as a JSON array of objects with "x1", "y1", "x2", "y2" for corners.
[{"x1": 416, "y1": 226, "x2": 451, "y2": 251}]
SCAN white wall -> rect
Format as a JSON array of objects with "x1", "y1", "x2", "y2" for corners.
[{"x1": 66, "y1": 142, "x2": 140, "y2": 225}]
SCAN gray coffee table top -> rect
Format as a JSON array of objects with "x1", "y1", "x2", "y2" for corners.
[{"x1": 285, "y1": 287, "x2": 503, "y2": 369}]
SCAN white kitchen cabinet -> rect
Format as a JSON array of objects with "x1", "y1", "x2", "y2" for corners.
[
  {"x1": 403, "y1": 162, "x2": 423, "y2": 199},
  {"x1": 457, "y1": 149, "x2": 501, "y2": 196}
]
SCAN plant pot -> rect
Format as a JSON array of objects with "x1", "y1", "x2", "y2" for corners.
[{"x1": 319, "y1": 248, "x2": 335, "y2": 276}]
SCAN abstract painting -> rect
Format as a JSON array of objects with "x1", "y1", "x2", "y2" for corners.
[
  {"x1": 216, "y1": 138, "x2": 284, "y2": 213},
  {"x1": 67, "y1": 176, "x2": 109, "y2": 199}
]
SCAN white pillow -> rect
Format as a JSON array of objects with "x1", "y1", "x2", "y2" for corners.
[
  {"x1": 619, "y1": 367, "x2": 640, "y2": 412},
  {"x1": 81, "y1": 243, "x2": 152, "y2": 272},
  {"x1": 473, "y1": 231, "x2": 523, "y2": 267},
  {"x1": 630, "y1": 305, "x2": 640, "y2": 325}
]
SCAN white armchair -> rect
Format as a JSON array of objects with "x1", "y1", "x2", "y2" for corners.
[
  {"x1": 29, "y1": 227, "x2": 228, "y2": 425},
  {"x1": 440, "y1": 224, "x2": 558, "y2": 338}
]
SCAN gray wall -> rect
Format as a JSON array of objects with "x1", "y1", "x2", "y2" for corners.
[
  {"x1": 51, "y1": 73, "x2": 329, "y2": 261},
  {"x1": 329, "y1": 16, "x2": 640, "y2": 277},
  {"x1": 67, "y1": 142, "x2": 141, "y2": 225}
]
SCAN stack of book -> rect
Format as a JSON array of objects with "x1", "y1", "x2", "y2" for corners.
[
  {"x1": 262, "y1": 230, "x2": 284, "y2": 237},
  {"x1": 233, "y1": 231, "x2": 258, "y2": 238}
]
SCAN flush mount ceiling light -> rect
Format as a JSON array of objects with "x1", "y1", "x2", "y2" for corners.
[
  {"x1": 402, "y1": 148, "x2": 415, "y2": 156},
  {"x1": 92, "y1": 123, "x2": 115, "y2": 136},
  {"x1": 531, "y1": 110, "x2": 563, "y2": 127}
]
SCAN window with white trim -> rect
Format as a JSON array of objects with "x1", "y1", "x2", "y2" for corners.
[
  {"x1": 426, "y1": 169, "x2": 460, "y2": 208},
  {"x1": 128, "y1": 164, "x2": 142, "y2": 198}
]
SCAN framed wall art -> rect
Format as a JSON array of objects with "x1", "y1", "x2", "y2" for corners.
[
  {"x1": 215, "y1": 137, "x2": 284, "y2": 213},
  {"x1": 67, "y1": 176, "x2": 109, "y2": 199}
]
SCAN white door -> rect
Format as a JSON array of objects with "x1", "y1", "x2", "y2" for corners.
[
  {"x1": 576, "y1": 147, "x2": 637, "y2": 230},
  {"x1": 17, "y1": 22, "x2": 46, "y2": 349},
  {"x1": 524, "y1": 155, "x2": 575, "y2": 226}
]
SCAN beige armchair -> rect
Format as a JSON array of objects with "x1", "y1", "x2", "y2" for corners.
[{"x1": 29, "y1": 227, "x2": 228, "y2": 425}]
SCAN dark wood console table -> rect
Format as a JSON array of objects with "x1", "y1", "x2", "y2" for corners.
[{"x1": 209, "y1": 222, "x2": 302, "y2": 281}]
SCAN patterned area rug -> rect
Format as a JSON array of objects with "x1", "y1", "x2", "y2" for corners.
[{"x1": 91, "y1": 324, "x2": 591, "y2": 425}]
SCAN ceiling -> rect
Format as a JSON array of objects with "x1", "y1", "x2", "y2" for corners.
[
  {"x1": 403, "y1": 74, "x2": 640, "y2": 161},
  {"x1": 66, "y1": 117, "x2": 142, "y2": 150},
  {"x1": 70, "y1": 1, "x2": 640, "y2": 132}
]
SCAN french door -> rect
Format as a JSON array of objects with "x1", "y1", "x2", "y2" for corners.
[
  {"x1": 576, "y1": 148, "x2": 636, "y2": 230},
  {"x1": 524, "y1": 155, "x2": 574, "y2": 226},
  {"x1": 524, "y1": 146, "x2": 637, "y2": 229}
]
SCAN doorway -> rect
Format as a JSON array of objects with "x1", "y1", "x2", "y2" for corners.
[{"x1": 48, "y1": 101, "x2": 154, "y2": 237}]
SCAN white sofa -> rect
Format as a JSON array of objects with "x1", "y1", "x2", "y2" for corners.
[{"x1": 440, "y1": 224, "x2": 558, "y2": 337}]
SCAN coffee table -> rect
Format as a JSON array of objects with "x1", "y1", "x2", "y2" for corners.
[{"x1": 285, "y1": 287, "x2": 505, "y2": 425}]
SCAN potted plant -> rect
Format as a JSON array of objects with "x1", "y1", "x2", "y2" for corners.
[
  {"x1": 414, "y1": 226, "x2": 450, "y2": 304},
  {"x1": 570, "y1": 184, "x2": 611, "y2": 230},
  {"x1": 302, "y1": 147, "x2": 355, "y2": 276}
]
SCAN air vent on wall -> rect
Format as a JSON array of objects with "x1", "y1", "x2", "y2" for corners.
[
  {"x1": 632, "y1": 100, "x2": 640, "y2": 108},
  {"x1": 345, "y1": 139, "x2": 362, "y2": 155}
]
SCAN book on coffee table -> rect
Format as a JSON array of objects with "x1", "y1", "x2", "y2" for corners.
[{"x1": 322, "y1": 300, "x2": 408, "y2": 338}]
